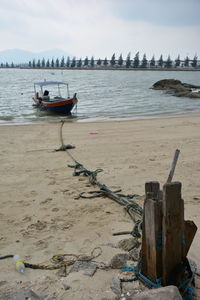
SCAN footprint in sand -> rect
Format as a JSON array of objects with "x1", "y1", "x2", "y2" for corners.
[
  {"x1": 0, "y1": 281, "x2": 7, "y2": 287},
  {"x1": 62, "y1": 189, "x2": 70, "y2": 194},
  {"x1": 87, "y1": 221, "x2": 98, "y2": 226},
  {"x1": 48, "y1": 180, "x2": 56, "y2": 185},
  {"x1": 128, "y1": 165, "x2": 138, "y2": 169},
  {"x1": 52, "y1": 207, "x2": 59, "y2": 212},
  {"x1": 40, "y1": 198, "x2": 53, "y2": 205},
  {"x1": 35, "y1": 239, "x2": 48, "y2": 249},
  {"x1": 0, "y1": 236, "x2": 7, "y2": 246},
  {"x1": 149, "y1": 157, "x2": 156, "y2": 161},
  {"x1": 17, "y1": 200, "x2": 30, "y2": 206},
  {"x1": 78, "y1": 178, "x2": 85, "y2": 181},
  {"x1": 25, "y1": 190, "x2": 38, "y2": 198},
  {"x1": 28, "y1": 220, "x2": 47, "y2": 231},
  {"x1": 193, "y1": 196, "x2": 200, "y2": 204},
  {"x1": 20, "y1": 229, "x2": 32, "y2": 238},
  {"x1": 22, "y1": 216, "x2": 32, "y2": 222},
  {"x1": 83, "y1": 239, "x2": 92, "y2": 246}
]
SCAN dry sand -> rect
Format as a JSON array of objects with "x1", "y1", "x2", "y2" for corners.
[{"x1": 0, "y1": 115, "x2": 200, "y2": 299}]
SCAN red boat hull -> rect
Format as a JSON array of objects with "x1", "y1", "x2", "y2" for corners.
[{"x1": 33, "y1": 96, "x2": 77, "y2": 114}]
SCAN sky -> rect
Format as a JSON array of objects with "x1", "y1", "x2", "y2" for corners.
[{"x1": 0, "y1": 0, "x2": 200, "y2": 60}]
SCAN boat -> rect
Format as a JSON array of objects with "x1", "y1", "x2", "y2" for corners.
[{"x1": 33, "y1": 81, "x2": 78, "y2": 114}]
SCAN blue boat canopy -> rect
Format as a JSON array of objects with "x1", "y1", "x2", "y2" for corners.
[{"x1": 34, "y1": 81, "x2": 67, "y2": 86}]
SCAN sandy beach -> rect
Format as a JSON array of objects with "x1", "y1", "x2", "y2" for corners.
[{"x1": 0, "y1": 115, "x2": 200, "y2": 299}]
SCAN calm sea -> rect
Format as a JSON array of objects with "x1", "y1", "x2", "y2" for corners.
[{"x1": 0, "y1": 68, "x2": 200, "y2": 125}]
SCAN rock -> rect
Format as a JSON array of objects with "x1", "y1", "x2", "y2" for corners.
[
  {"x1": 69, "y1": 260, "x2": 97, "y2": 276},
  {"x1": 174, "y1": 90, "x2": 191, "y2": 97},
  {"x1": 118, "y1": 269, "x2": 136, "y2": 282},
  {"x1": 129, "y1": 248, "x2": 140, "y2": 261},
  {"x1": 190, "y1": 92, "x2": 200, "y2": 98},
  {"x1": 0, "y1": 281, "x2": 7, "y2": 287},
  {"x1": 110, "y1": 277, "x2": 121, "y2": 296},
  {"x1": 152, "y1": 79, "x2": 200, "y2": 98},
  {"x1": 118, "y1": 238, "x2": 140, "y2": 252},
  {"x1": 121, "y1": 281, "x2": 145, "y2": 298},
  {"x1": 152, "y1": 79, "x2": 182, "y2": 90},
  {"x1": 62, "y1": 283, "x2": 71, "y2": 290},
  {"x1": 133, "y1": 285, "x2": 182, "y2": 300},
  {"x1": 194, "y1": 274, "x2": 200, "y2": 299},
  {"x1": 188, "y1": 258, "x2": 200, "y2": 277},
  {"x1": 0, "y1": 289, "x2": 42, "y2": 300},
  {"x1": 110, "y1": 253, "x2": 130, "y2": 268}
]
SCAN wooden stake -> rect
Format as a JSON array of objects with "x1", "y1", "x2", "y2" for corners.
[
  {"x1": 184, "y1": 220, "x2": 197, "y2": 256},
  {"x1": 162, "y1": 182, "x2": 184, "y2": 285},
  {"x1": 141, "y1": 182, "x2": 163, "y2": 281},
  {"x1": 166, "y1": 149, "x2": 180, "y2": 183}
]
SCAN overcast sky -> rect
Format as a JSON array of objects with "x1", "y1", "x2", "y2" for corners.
[{"x1": 0, "y1": 0, "x2": 200, "y2": 59}]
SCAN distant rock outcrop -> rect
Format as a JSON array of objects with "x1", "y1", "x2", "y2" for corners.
[{"x1": 152, "y1": 79, "x2": 200, "y2": 98}]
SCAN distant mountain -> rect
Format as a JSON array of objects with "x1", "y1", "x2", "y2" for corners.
[{"x1": 0, "y1": 48, "x2": 71, "y2": 64}]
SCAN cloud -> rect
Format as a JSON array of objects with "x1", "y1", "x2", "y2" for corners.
[
  {"x1": 0, "y1": 0, "x2": 199, "y2": 59},
  {"x1": 113, "y1": 0, "x2": 200, "y2": 26}
]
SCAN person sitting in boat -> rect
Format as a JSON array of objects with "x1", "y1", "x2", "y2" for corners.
[{"x1": 42, "y1": 90, "x2": 50, "y2": 101}]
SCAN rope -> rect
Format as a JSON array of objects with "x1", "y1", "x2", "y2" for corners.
[
  {"x1": 0, "y1": 121, "x2": 143, "y2": 271},
  {"x1": 0, "y1": 255, "x2": 13, "y2": 259},
  {"x1": 119, "y1": 261, "x2": 195, "y2": 299},
  {"x1": 55, "y1": 123, "x2": 196, "y2": 298},
  {"x1": 0, "y1": 247, "x2": 103, "y2": 270},
  {"x1": 57, "y1": 120, "x2": 143, "y2": 236}
]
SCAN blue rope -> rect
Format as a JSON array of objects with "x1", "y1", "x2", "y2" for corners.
[
  {"x1": 136, "y1": 270, "x2": 162, "y2": 288},
  {"x1": 120, "y1": 266, "x2": 135, "y2": 272},
  {"x1": 182, "y1": 286, "x2": 194, "y2": 300},
  {"x1": 120, "y1": 265, "x2": 162, "y2": 288},
  {"x1": 179, "y1": 276, "x2": 195, "y2": 300},
  {"x1": 120, "y1": 264, "x2": 195, "y2": 299}
]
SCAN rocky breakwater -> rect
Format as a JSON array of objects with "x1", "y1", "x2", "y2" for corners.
[{"x1": 152, "y1": 79, "x2": 200, "y2": 98}]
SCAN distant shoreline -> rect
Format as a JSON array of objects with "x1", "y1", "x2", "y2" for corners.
[{"x1": 1, "y1": 66, "x2": 200, "y2": 71}]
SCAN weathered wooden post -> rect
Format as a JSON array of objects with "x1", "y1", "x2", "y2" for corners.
[
  {"x1": 162, "y1": 182, "x2": 184, "y2": 285},
  {"x1": 141, "y1": 150, "x2": 197, "y2": 289},
  {"x1": 141, "y1": 181, "x2": 163, "y2": 282},
  {"x1": 184, "y1": 220, "x2": 197, "y2": 257}
]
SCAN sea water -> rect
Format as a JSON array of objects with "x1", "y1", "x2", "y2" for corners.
[{"x1": 0, "y1": 68, "x2": 200, "y2": 125}]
